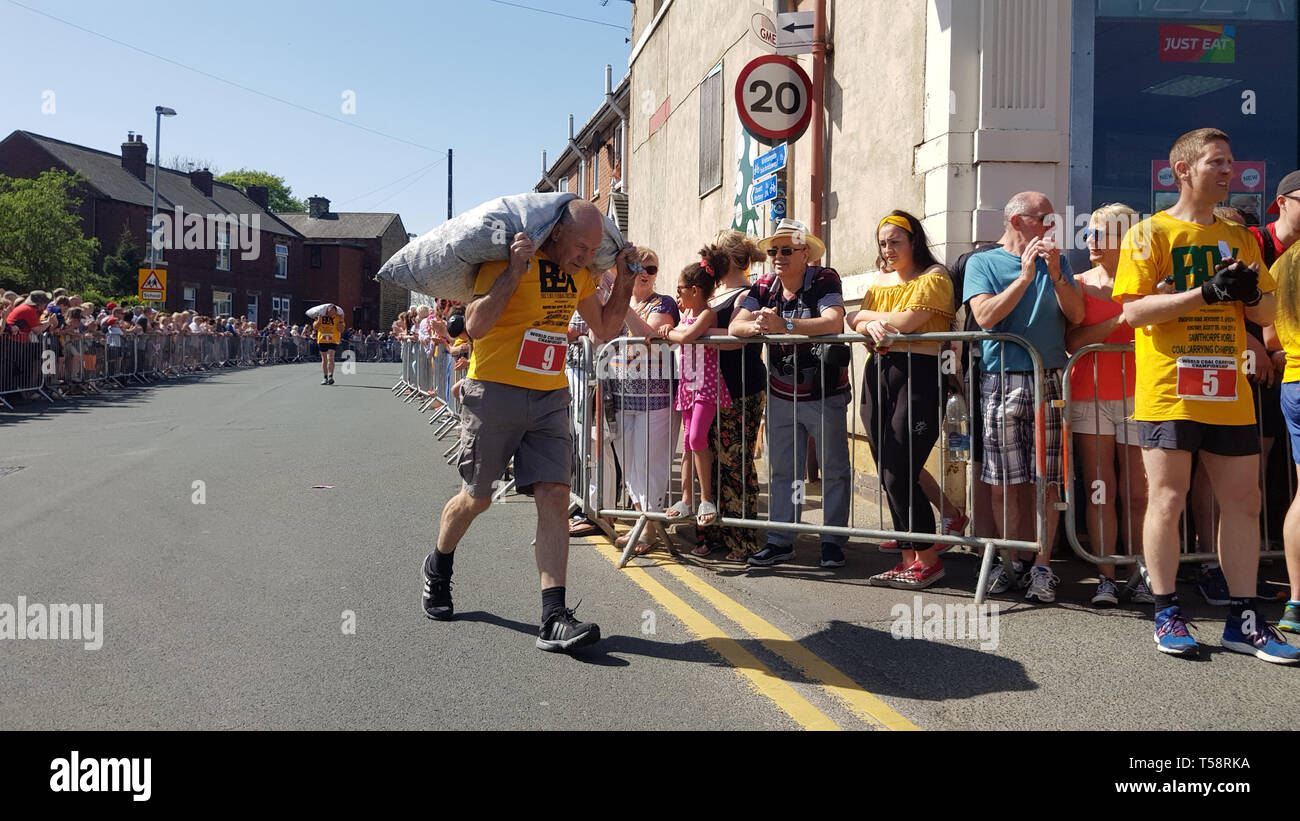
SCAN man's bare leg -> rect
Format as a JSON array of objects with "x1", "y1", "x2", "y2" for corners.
[
  {"x1": 1201, "y1": 451, "x2": 1261, "y2": 599},
  {"x1": 1141, "y1": 447, "x2": 1192, "y2": 596},
  {"x1": 437, "y1": 488, "x2": 493, "y2": 554}
]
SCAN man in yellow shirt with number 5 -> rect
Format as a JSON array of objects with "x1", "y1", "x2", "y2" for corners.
[{"x1": 1114, "y1": 127, "x2": 1297, "y2": 663}]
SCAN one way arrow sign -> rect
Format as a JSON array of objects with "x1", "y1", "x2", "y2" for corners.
[{"x1": 776, "y1": 11, "x2": 815, "y2": 55}]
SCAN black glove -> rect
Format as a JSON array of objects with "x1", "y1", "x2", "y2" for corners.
[{"x1": 1201, "y1": 260, "x2": 1259, "y2": 305}]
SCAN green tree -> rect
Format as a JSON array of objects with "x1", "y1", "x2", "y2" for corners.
[
  {"x1": 101, "y1": 228, "x2": 145, "y2": 296},
  {"x1": 215, "y1": 169, "x2": 305, "y2": 212},
  {"x1": 0, "y1": 170, "x2": 101, "y2": 293}
]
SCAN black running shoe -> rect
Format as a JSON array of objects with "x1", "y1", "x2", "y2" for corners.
[
  {"x1": 422, "y1": 556, "x2": 454, "y2": 621},
  {"x1": 536, "y1": 605, "x2": 600, "y2": 652},
  {"x1": 327, "y1": 376, "x2": 335, "y2": 385}
]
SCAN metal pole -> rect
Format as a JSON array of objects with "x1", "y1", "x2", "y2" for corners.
[
  {"x1": 810, "y1": 0, "x2": 827, "y2": 241},
  {"x1": 150, "y1": 112, "x2": 161, "y2": 267},
  {"x1": 447, "y1": 148, "x2": 453, "y2": 220}
]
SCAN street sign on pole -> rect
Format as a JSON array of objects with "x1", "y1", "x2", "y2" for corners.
[
  {"x1": 771, "y1": 197, "x2": 787, "y2": 220},
  {"x1": 776, "y1": 11, "x2": 815, "y2": 55},
  {"x1": 138, "y1": 267, "x2": 166, "y2": 302},
  {"x1": 750, "y1": 174, "x2": 780, "y2": 207},
  {"x1": 735, "y1": 55, "x2": 813, "y2": 142},
  {"x1": 753, "y1": 143, "x2": 787, "y2": 179}
]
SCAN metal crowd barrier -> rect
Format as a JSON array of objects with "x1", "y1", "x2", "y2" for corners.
[
  {"x1": 1061, "y1": 342, "x2": 1287, "y2": 577},
  {"x1": 0, "y1": 332, "x2": 363, "y2": 408},
  {"x1": 572, "y1": 331, "x2": 1054, "y2": 604}
]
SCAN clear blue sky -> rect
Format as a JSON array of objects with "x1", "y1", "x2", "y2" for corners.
[{"x1": 0, "y1": 0, "x2": 634, "y2": 235}]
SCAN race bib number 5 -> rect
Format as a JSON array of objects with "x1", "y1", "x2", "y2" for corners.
[
  {"x1": 516, "y1": 328, "x2": 566, "y2": 375},
  {"x1": 1175, "y1": 356, "x2": 1238, "y2": 402}
]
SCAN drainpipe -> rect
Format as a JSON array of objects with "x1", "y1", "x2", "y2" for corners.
[
  {"x1": 605, "y1": 64, "x2": 628, "y2": 194},
  {"x1": 541, "y1": 149, "x2": 558, "y2": 190},
  {"x1": 567, "y1": 114, "x2": 588, "y2": 194},
  {"x1": 810, "y1": 0, "x2": 827, "y2": 243}
]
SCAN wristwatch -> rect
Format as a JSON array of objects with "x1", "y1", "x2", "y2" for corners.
[{"x1": 785, "y1": 318, "x2": 795, "y2": 332}]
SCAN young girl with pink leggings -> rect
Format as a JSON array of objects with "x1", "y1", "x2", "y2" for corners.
[{"x1": 656, "y1": 247, "x2": 734, "y2": 544}]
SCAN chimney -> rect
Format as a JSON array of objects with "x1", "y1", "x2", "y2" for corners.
[
  {"x1": 121, "y1": 132, "x2": 147, "y2": 180},
  {"x1": 189, "y1": 168, "x2": 213, "y2": 197},
  {"x1": 245, "y1": 185, "x2": 269, "y2": 209},
  {"x1": 307, "y1": 195, "x2": 330, "y2": 218}
]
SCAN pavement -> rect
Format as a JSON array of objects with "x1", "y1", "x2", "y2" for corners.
[{"x1": 1, "y1": 361, "x2": 1297, "y2": 731}]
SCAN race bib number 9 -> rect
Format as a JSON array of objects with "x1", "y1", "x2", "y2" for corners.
[
  {"x1": 1175, "y1": 356, "x2": 1238, "y2": 402},
  {"x1": 516, "y1": 328, "x2": 567, "y2": 375}
]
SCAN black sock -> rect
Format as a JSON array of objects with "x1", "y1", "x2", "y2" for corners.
[
  {"x1": 1227, "y1": 598, "x2": 1254, "y2": 624},
  {"x1": 1154, "y1": 593, "x2": 1179, "y2": 613},
  {"x1": 427, "y1": 550, "x2": 454, "y2": 579},
  {"x1": 542, "y1": 586, "x2": 566, "y2": 623}
]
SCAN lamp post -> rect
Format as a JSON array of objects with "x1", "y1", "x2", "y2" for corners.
[{"x1": 149, "y1": 106, "x2": 177, "y2": 267}]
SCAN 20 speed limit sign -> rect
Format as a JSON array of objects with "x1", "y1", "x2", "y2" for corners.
[{"x1": 735, "y1": 55, "x2": 813, "y2": 141}]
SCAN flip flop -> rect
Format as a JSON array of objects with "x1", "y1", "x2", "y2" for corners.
[
  {"x1": 690, "y1": 543, "x2": 717, "y2": 558},
  {"x1": 632, "y1": 541, "x2": 657, "y2": 556},
  {"x1": 696, "y1": 501, "x2": 718, "y2": 528},
  {"x1": 569, "y1": 518, "x2": 601, "y2": 536}
]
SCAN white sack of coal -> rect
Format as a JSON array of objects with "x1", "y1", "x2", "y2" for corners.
[{"x1": 376, "y1": 192, "x2": 626, "y2": 303}]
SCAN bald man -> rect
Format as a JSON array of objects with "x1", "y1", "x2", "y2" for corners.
[{"x1": 422, "y1": 200, "x2": 638, "y2": 652}]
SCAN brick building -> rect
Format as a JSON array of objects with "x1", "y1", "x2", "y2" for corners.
[
  {"x1": 276, "y1": 197, "x2": 409, "y2": 331},
  {"x1": 534, "y1": 65, "x2": 631, "y2": 239},
  {"x1": 0, "y1": 130, "x2": 410, "y2": 329}
]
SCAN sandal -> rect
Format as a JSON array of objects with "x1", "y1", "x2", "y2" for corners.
[
  {"x1": 632, "y1": 541, "x2": 657, "y2": 556},
  {"x1": 569, "y1": 517, "x2": 601, "y2": 537},
  {"x1": 665, "y1": 499, "x2": 694, "y2": 520},
  {"x1": 696, "y1": 501, "x2": 718, "y2": 528},
  {"x1": 690, "y1": 542, "x2": 718, "y2": 558}
]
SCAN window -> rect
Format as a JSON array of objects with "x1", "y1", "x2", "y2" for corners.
[
  {"x1": 183, "y1": 286, "x2": 196, "y2": 311},
  {"x1": 699, "y1": 61, "x2": 723, "y2": 197},
  {"x1": 275, "y1": 243, "x2": 288, "y2": 278},
  {"x1": 559, "y1": 176, "x2": 568, "y2": 193},
  {"x1": 213, "y1": 290, "x2": 232, "y2": 316},
  {"x1": 310, "y1": 246, "x2": 322, "y2": 268},
  {"x1": 272, "y1": 296, "x2": 290, "y2": 321},
  {"x1": 216, "y1": 231, "x2": 231, "y2": 271},
  {"x1": 246, "y1": 294, "x2": 258, "y2": 323}
]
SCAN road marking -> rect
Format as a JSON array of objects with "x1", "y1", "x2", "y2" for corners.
[
  {"x1": 588, "y1": 540, "x2": 840, "y2": 730},
  {"x1": 657, "y1": 561, "x2": 921, "y2": 731}
]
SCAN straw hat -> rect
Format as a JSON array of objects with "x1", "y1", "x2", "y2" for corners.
[{"x1": 756, "y1": 218, "x2": 826, "y2": 260}]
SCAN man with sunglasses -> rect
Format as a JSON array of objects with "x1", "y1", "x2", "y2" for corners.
[
  {"x1": 964, "y1": 192, "x2": 1085, "y2": 603},
  {"x1": 729, "y1": 218, "x2": 852, "y2": 570}
]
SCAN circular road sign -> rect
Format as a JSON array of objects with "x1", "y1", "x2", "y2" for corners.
[{"x1": 735, "y1": 55, "x2": 813, "y2": 142}]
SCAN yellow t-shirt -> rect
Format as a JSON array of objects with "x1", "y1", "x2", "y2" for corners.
[
  {"x1": 1112, "y1": 211, "x2": 1274, "y2": 425},
  {"x1": 862, "y1": 269, "x2": 954, "y2": 353},
  {"x1": 1270, "y1": 242, "x2": 1300, "y2": 383},
  {"x1": 316, "y1": 314, "x2": 341, "y2": 344},
  {"x1": 466, "y1": 251, "x2": 597, "y2": 390}
]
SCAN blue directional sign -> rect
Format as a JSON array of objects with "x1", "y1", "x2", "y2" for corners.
[
  {"x1": 771, "y1": 197, "x2": 787, "y2": 219},
  {"x1": 752, "y1": 143, "x2": 787, "y2": 179},
  {"x1": 750, "y1": 174, "x2": 780, "y2": 207}
]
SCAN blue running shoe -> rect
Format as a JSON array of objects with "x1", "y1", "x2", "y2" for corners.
[
  {"x1": 1154, "y1": 606, "x2": 1198, "y2": 657},
  {"x1": 747, "y1": 543, "x2": 795, "y2": 567},
  {"x1": 1280, "y1": 603, "x2": 1300, "y2": 634},
  {"x1": 1222, "y1": 616, "x2": 1300, "y2": 664},
  {"x1": 1196, "y1": 567, "x2": 1231, "y2": 606}
]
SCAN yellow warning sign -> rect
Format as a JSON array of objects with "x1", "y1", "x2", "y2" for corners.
[{"x1": 138, "y1": 267, "x2": 166, "y2": 302}]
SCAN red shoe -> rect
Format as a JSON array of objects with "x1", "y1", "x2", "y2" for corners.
[
  {"x1": 868, "y1": 561, "x2": 910, "y2": 587},
  {"x1": 888, "y1": 560, "x2": 946, "y2": 590},
  {"x1": 878, "y1": 540, "x2": 901, "y2": 554}
]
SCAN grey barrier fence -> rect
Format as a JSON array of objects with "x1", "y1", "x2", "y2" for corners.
[
  {"x1": 574, "y1": 331, "x2": 1054, "y2": 604},
  {"x1": 0, "y1": 332, "x2": 385, "y2": 408},
  {"x1": 1060, "y1": 342, "x2": 1287, "y2": 586}
]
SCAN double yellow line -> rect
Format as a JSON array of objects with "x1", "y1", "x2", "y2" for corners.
[{"x1": 588, "y1": 539, "x2": 920, "y2": 731}]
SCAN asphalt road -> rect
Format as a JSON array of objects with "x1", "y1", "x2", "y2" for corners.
[{"x1": 1, "y1": 361, "x2": 1297, "y2": 731}]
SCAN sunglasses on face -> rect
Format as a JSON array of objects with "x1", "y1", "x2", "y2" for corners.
[
  {"x1": 766, "y1": 246, "x2": 803, "y2": 257},
  {"x1": 642, "y1": 266, "x2": 658, "y2": 275}
]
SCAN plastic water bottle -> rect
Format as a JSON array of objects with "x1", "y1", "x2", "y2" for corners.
[{"x1": 945, "y1": 393, "x2": 970, "y2": 462}]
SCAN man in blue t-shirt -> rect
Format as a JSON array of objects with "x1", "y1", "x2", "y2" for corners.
[{"x1": 963, "y1": 191, "x2": 1085, "y2": 603}]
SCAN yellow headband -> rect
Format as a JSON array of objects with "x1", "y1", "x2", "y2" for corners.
[{"x1": 878, "y1": 215, "x2": 912, "y2": 233}]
